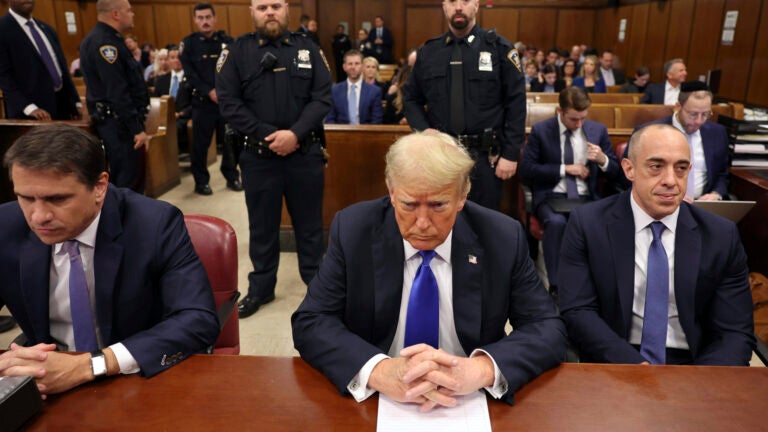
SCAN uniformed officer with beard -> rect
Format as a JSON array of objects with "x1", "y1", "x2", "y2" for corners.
[{"x1": 216, "y1": 0, "x2": 332, "y2": 318}]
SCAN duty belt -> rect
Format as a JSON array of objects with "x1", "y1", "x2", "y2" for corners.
[{"x1": 454, "y1": 128, "x2": 499, "y2": 152}]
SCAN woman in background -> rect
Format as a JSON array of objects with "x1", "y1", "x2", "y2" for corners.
[
  {"x1": 561, "y1": 58, "x2": 577, "y2": 87},
  {"x1": 383, "y1": 65, "x2": 411, "y2": 125},
  {"x1": 572, "y1": 55, "x2": 606, "y2": 93},
  {"x1": 145, "y1": 48, "x2": 169, "y2": 83},
  {"x1": 362, "y1": 56, "x2": 388, "y2": 95}
]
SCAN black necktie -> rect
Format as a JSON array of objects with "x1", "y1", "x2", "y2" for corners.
[
  {"x1": 450, "y1": 40, "x2": 465, "y2": 135},
  {"x1": 564, "y1": 130, "x2": 579, "y2": 199}
]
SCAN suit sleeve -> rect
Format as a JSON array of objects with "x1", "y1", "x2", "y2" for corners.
[
  {"x1": 639, "y1": 89, "x2": 652, "y2": 104},
  {"x1": 119, "y1": 207, "x2": 219, "y2": 377},
  {"x1": 371, "y1": 86, "x2": 383, "y2": 124},
  {"x1": 0, "y1": 32, "x2": 28, "y2": 111},
  {"x1": 519, "y1": 123, "x2": 562, "y2": 186},
  {"x1": 324, "y1": 87, "x2": 338, "y2": 124},
  {"x1": 558, "y1": 209, "x2": 648, "y2": 363},
  {"x1": 706, "y1": 125, "x2": 730, "y2": 198},
  {"x1": 596, "y1": 125, "x2": 621, "y2": 180}
]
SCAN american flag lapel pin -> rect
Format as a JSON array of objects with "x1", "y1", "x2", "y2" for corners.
[{"x1": 468, "y1": 254, "x2": 478, "y2": 264}]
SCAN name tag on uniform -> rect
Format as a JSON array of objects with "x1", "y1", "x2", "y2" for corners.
[
  {"x1": 297, "y1": 49, "x2": 312, "y2": 69},
  {"x1": 479, "y1": 51, "x2": 493, "y2": 72}
]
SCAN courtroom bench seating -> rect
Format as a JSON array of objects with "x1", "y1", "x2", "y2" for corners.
[
  {"x1": 378, "y1": 64, "x2": 398, "y2": 84},
  {"x1": 144, "y1": 96, "x2": 181, "y2": 197},
  {"x1": 528, "y1": 92, "x2": 643, "y2": 104}
]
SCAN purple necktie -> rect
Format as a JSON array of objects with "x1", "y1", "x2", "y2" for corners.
[
  {"x1": 64, "y1": 241, "x2": 98, "y2": 352},
  {"x1": 404, "y1": 251, "x2": 439, "y2": 349},
  {"x1": 564, "y1": 129, "x2": 579, "y2": 199},
  {"x1": 26, "y1": 21, "x2": 62, "y2": 89},
  {"x1": 640, "y1": 222, "x2": 669, "y2": 364}
]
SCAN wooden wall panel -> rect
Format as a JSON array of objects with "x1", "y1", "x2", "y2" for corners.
[
  {"x1": 479, "y1": 7, "x2": 519, "y2": 42},
  {"x1": 688, "y1": 0, "x2": 724, "y2": 83},
  {"x1": 227, "y1": 5, "x2": 254, "y2": 39},
  {"x1": 555, "y1": 9, "x2": 596, "y2": 50},
  {"x1": 625, "y1": 2, "x2": 649, "y2": 76},
  {"x1": 592, "y1": 7, "x2": 621, "y2": 54},
  {"x1": 716, "y1": 0, "x2": 762, "y2": 101},
  {"x1": 641, "y1": 0, "x2": 672, "y2": 79},
  {"x1": 405, "y1": 7, "x2": 446, "y2": 53},
  {"x1": 746, "y1": 0, "x2": 768, "y2": 106},
  {"x1": 52, "y1": 1, "x2": 85, "y2": 66},
  {"x1": 518, "y1": 8, "x2": 558, "y2": 51},
  {"x1": 130, "y1": 4, "x2": 157, "y2": 48},
  {"x1": 663, "y1": 0, "x2": 694, "y2": 78},
  {"x1": 318, "y1": 0, "x2": 354, "y2": 78},
  {"x1": 153, "y1": 4, "x2": 194, "y2": 47}
]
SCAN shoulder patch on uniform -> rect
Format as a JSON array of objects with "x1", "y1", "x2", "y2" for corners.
[
  {"x1": 507, "y1": 48, "x2": 522, "y2": 72},
  {"x1": 216, "y1": 49, "x2": 229, "y2": 73},
  {"x1": 319, "y1": 49, "x2": 330, "y2": 72},
  {"x1": 99, "y1": 45, "x2": 118, "y2": 64}
]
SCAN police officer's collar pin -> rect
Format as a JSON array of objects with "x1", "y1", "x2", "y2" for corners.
[{"x1": 445, "y1": 35, "x2": 452, "y2": 45}]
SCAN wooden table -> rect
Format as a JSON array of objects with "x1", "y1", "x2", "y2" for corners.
[
  {"x1": 730, "y1": 167, "x2": 768, "y2": 276},
  {"x1": 24, "y1": 355, "x2": 768, "y2": 431}
]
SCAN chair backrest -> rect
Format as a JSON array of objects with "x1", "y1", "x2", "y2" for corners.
[
  {"x1": 184, "y1": 214, "x2": 240, "y2": 354},
  {"x1": 614, "y1": 105, "x2": 673, "y2": 129},
  {"x1": 527, "y1": 103, "x2": 557, "y2": 127},
  {"x1": 586, "y1": 104, "x2": 616, "y2": 127}
]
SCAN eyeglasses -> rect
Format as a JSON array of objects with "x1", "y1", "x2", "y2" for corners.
[{"x1": 680, "y1": 108, "x2": 713, "y2": 121}]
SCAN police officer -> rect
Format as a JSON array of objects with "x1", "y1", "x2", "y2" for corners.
[
  {"x1": 181, "y1": 2, "x2": 241, "y2": 195},
  {"x1": 80, "y1": 0, "x2": 149, "y2": 193},
  {"x1": 217, "y1": 0, "x2": 331, "y2": 318},
  {"x1": 403, "y1": 0, "x2": 525, "y2": 210}
]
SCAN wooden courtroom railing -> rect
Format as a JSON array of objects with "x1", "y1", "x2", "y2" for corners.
[{"x1": 528, "y1": 92, "x2": 643, "y2": 104}]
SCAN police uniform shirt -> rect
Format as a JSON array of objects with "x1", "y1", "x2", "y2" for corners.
[
  {"x1": 80, "y1": 22, "x2": 148, "y2": 135},
  {"x1": 215, "y1": 31, "x2": 332, "y2": 141},
  {"x1": 180, "y1": 31, "x2": 233, "y2": 98},
  {"x1": 402, "y1": 25, "x2": 526, "y2": 161}
]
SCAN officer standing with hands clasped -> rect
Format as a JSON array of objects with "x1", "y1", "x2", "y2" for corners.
[
  {"x1": 181, "y1": 2, "x2": 242, "y2": 196},
  {"x1": 216, "y1": 0, "x2": 332, "y2": 318},
  {"x1": 403, "y1": 0, "x2": 526, "y2": 211},
  {"x1": 80, "y1": 0, "x2": 149, "y2": 193}
]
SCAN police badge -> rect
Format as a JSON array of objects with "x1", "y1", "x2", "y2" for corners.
[
  {"x1": 297, "y1": 49, "x2": 312, "y2": 69},
  {"x1": 99, "y1": 45, "x2": 118, "y2": 64},
  {"x1": 479, "y1": 51, "x2": 493, "y2": 72},
  {"x1": 217, "y1": 49, "x2": 229, "y2": 73},
  {"x1": 507, "y1": 48, "x2": 522, "y2": 72}
]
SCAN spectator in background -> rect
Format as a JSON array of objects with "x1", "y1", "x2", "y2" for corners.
[
  {"x1": 561, "y1": 58, "x2": 578, "y2": 87},
  {"x1": 306, "y1": 19, "x2": 320, "y2": 45},
  {"x1": 383, "y1": 65, "x2": 411, "y2": 125},
  {"x1": 297, "y1": 14, "x2": 310, "y2": 33},
  {"x1": 568, "y1": 45, "x2": 582, "y2": 71},
  {"x1": 641, "y1": 58, "x2": 687, "y2": 105},
  {"x1": 620, "y1": 66, "x2": 651, "y2": 94},
  {"x1": 325, "y1": 50, "x2": 383, "y2": 125},
  {"x1": 572, "y1": 55, "x2": 606, "y2": 93},
  {"x1": 546, "y1": 48, "x2": 560, "y2": 67},
  {"x1": 362, "y1": 56, "x2": 387, "y2": 95},
  {"x1": 144, "y1": 48, "x2": 169, "y2": 83},
  {"x1": 524, "y1": 60, "x2": 539, "y2": 91},
  {"x1": 535, "y1": 49, "x2": 546, "y2": 69},
  {"x1": 531, "y1": 64, "x2": 566, "y2": 93},
  {"x1": 332, "y1": 24, "x2": 352, "y2": 82},
  {"x1": 367, "y1": 15, "x2": 394, "y2": 64},
  {"x1": 523, "y1": 45, "x2": 537, "y2": 65},
  {"x1": 153, "y1": 45, "x2": 192, "y2": 155},
  {"x1": 140, "y1": 41, "x2": 154, "y2": 68},
  {"x1": 357, "y1": 28, "x2": 373, "y2": 58},
  {"x1": 598, "y1": 50, "x2": 626, "y2": 86},
  {"x1": 124, "y1": 34, "x2": 142, "y2": 65}
]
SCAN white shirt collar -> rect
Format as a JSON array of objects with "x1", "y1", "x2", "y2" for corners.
[
  {"x1": 671, "y1": 111, "x2": 701, "y2": 140},
  {"x1": 53, "y1": 212, "x2": 102, "y2": 254},
  {"x1": 8, "y1": 8, "x2": 33, "y2": 27},
  {"x1": 557, "y1": 114, "x2": 581, "y2": 137},
  {"x1": 665, "y1": 80, "x2": 680, "y2": 92},
  {"x1": 630, "y1": 193, "x2": 679, "y2": 234},
  {"x1": 403, "y1": 230, "x2": 453, "y2": 264},
  {"x1": 347, "y1": 78, "x2": 362, "y2": 88}
]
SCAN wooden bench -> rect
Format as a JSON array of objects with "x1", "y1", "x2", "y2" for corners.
[
  {"x1": 144, "y1": 96, "x2": 181, "y2": 197},
  {"x1": 528, "y1": 92, "x2": 643, "y2": 104},
  {"x1": 378, "y1": 64, "x2": 398, "y2": 83}
]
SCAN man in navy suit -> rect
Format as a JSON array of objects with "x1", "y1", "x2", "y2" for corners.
[
  {"x1": 292, "y1": 132, "x2": 566, "y2": 410},
  {"x1": 640, "y1": 58, "x2": 687, "y2": 105},
  {"x1": 627, "y1": 82, "x2": 728, "y2": 201},
  {"x1": 559, "y1": 123, "x2": 754, "y2": 365},
  {"x1": 367, "y1": 16, "x2": 394, "y2": 64},
  {"x1": 325, "y1": 49, "x2": 383, "y2": 124},
  {"x1": 0, "y1": 125, "x2": 219, "y2": 397},
  {"x1": 0, "y1": 0, "x2": 81, "y2": 120},
  {"x1": 519, "y1": 87, "x2": 621, "y2": 296}
]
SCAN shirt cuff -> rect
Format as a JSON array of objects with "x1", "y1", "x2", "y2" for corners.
[
  {"x1": 470, "y1": 349, "x2": 509, "y2": 399},
  {"x1": 599, "y1": 155, "x2": 610, "y2": 171},
  {"x1": 347, "y1": 353, "x2": 390, "y2": 402},
  {"x1": 23, "y1": 104, "x2": 39, "y2": 116},
  {"x1": 109, "y1": 342, "x2": 140, "y2": 375}
]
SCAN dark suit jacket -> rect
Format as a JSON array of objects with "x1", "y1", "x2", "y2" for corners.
[
  {"x1": 558, "y1": 192, "x2": 755, "y2": 365},
  {"x1": 325, "y1": 80, "x2": 383, "y2": 124},
  {"x1": 0, "y1": 186, "x2": 219, "y2": 377},
  {"x1": 598, "y1": 68, "x2": 626, "y2": 85},
  {"x1": 519, "y1": 116, "x2": 622, "y2": 210},
  {"x1": 291, "y1": 198, "x2": 567, "y2": 404},
  {"x1": 153, "y1": 72, "x2": 192, "y2": 116},
  {"x1": 621, "y1": 116, "x2": 730, "y2": 198},
  {"x1": 0, "y1": 13, "x2": 80, "y2": 119},
  {"x1": 530, "y1": 78, "x2": 566, "y2": 93},
  {"x1": 639, "y1": 82, "x2": 666, "y2": 104},
  {"x1": 571, "y1": 76, "x2": 607, "y2": 93},
  {"x1": 367, "y1": 27, "x2": 394, "y2": 64}
]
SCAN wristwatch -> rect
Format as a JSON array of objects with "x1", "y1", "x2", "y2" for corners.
[{"x1": 90, "y1": 350, "x2": 107, "y2": 378}]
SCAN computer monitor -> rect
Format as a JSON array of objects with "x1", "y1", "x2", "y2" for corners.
[{"x1": 706, "y1": 69, "x2": 722, "y2": 95}]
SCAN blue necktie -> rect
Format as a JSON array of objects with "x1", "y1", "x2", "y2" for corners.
[
  {"x1": 564, "y1": 129, "x2": 579, "y2": 200},
  {"x1": 26, "y1": 21, "x2": 62, "y2": 89},
  {"x1": 640, "y1": 222, "x2": 669, "y2": 364},
  {"x1": 170, "y1": 74, "x2": 179, "y2": 98},
  {"x1": 404, "y1": 251, "x2": 439, "y2": 349},
  {"x1": 65, "y1": 241, "x2": 98, "y2": 352},
  {"x1": 348, "y1": 83, "x2": 359, "y2": 124}
]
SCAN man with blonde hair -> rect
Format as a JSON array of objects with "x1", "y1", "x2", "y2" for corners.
[{"x1": 293, "y1": 132, "x2": 566, "y2": 410}]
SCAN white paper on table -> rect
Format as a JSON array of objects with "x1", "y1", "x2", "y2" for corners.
[{"x1": 376, "y1": 390, "x2": 492, "y2": 432}]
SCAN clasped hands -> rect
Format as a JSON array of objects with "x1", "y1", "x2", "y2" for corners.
[
  {"x1": 368, "y1": 344, "x2": 495, "y2": 412},
  {"x1": 0, "y1": 343, "x2": 93, "y2": 399}
]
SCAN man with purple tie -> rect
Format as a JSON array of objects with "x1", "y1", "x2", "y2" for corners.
[
  {"x1": 558, "y1": 123, "x2": 754, "y2": 365},
  {"x1": 0, "y1": 125, "x2": 218, "y2": 398},
  {"x1": 292, "y1": 132, "x2": 565, "y2": 411}
]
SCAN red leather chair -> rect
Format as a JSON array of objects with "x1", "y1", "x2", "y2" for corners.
[{"x1": 184, "y1": 214, "x2": 240, "y2": 355}]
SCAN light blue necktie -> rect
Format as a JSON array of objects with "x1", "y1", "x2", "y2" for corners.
[
  {"x1": 170, "y1": 74, "x2": 179, "y2": 98},
  {"x1": 640, "y1": 222, "x2": 669, "y2": 364},
  {"x1": 64, "y1": 241, "x2": 98, "y2": 352},
  {"x1": 404, "y1": 251, "x2": 439, "y2": 349},
  {"x1": 348, "y1": 83, "x2": 359, "y2": 124}
]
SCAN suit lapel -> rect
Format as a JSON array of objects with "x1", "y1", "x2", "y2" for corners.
[
  {"x1": 673, "y1": 204, "x2": 700, "y2": 336},
  {"x1": 699, "y1": 124, "x2": 716, "y2": 189},
  {"x1": 19, "y1": 231, "x2": 53, "y2": 344},
  {"x1": 451, "y1": 212, "x2": 484, "y2": 352},
  {"x1": 92, "y1": 188, "x2": 124, "y2": 345},
  {"x1": 371, "y1": 205, "x2": 405, "y2": 351},
  {"x1": 606, "y1": 193, "x2": 636, "y2": 336}
]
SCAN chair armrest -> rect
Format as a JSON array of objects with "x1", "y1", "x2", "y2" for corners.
[
  {"x1": 755, "y1": 336, "x2": 768, "y2": 366},
  {"x1": 217, "y1": 291, "x2": 241, "y2": 332}
]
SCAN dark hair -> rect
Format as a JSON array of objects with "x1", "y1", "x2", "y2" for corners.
[
  {"x1": 194, "y1": 3, "x2": 215, "y2": 15},
  {"x1": 562, "y1": 59, "x2": 577, "y2": 77},
  {"x1": 541, "y1": 64, "x2": 558, "y2": 75},
  {"x1": 601, "y1": 49, "x2": 614, "y2": 56},
  {"x1": 4, "y1": 124, "x2": 107, "y2": 188},
  {"x1": 300, "y1": 14, "x2": 310, "y2": 23},
  {"x1": 636, "y1": 65, "x2": 650, "y2": 76},
  {"x1": 343, "y1": 49, "x2": 363, "y2": 62},
  {"x1": 559, "y1": 86, "x2": 592, "y2": 112}
]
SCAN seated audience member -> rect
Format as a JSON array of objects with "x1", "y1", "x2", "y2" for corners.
[
  {"x1": 623, "y1": 82, "x2": 728, "y2": 201},
  {"x1": 383, "y1": 65, "x2": 411, "y2": 125},
  {"x1": 559, "y1": 123, "x2": 755, "y2": 365},
  {"x1": 524, "y1": 60, "x2": 539, "y2": 91},
  {"x1": 362, "y1": 56, "x2": 388, "y2": 95},
  {"x1": 523, "y1": 45, "x2": 537, "y2": 65},
  {"x1": 325, "y1": 50, "x2": 383, "y2": 124},
  {"x1": 145, "y1": 48, "x2": 169, "y2": 83},
  {"x1": 572, "y1": 55, "x2": 606, "y2": 93},
  {"x1": 124, "y1": 34, "x2": 142, "y2": 65},
  {"x1": 620, "y1": 66, "x2": 650, "y2": 94},
  {"x1": 153, "y1": 45, "x2": 192, "y2": 154},
  {"x1": 0, "y1": 124, "x2": 219, "y2": 397},
  {"x1": 561, "y1": 58, "x2": 577, "y2": 87},
  {"x1": 292, "y1": 132, "x2": 566, "y2": 409},
  {"x1": 140, "y1": 41, "x2": 154, "y2": 69},
  {"x1": 530, "y1": 64, "x2": 566, "y2": 93},
  {"x1": 641, "y1": 58, "x2": 687, "y2": 105},
  {"x1": 519, "y1": 87, "x2": 621, "y2": 298},
  {"x1": 568, "y1": 45, "x2": 582, "y2": 72},
  {"x1": 306, "y1": 19, "x2": 320, "y2": 45},
  {"x1": 597, "y1": 50, "x2": 626, "y2": 86},
  {"x1": 545, "y1": 48, "x2": 560, "y2": 67},
  {"x1": 535, "y1": 49, "x2": 546, "y2": 69}
]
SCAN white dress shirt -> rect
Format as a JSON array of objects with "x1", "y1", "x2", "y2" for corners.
[
  {"x1": 664, "y1": 81, "x2": 681, "y2": 106},
  {"x1": 347, "y1": 232, "x2": 508, "y2": 402},
  {"x1": 628, "y1": 195, "x2": 689, "y2": 350},
  {"x1": 553, "y1": 116, "x2": 610, "y2": 196},
  {"x1": 50, "y1": 214, "x2": 140, "y2": 374},
  {"x1": 672, "y1": 114, "x2": 708, "y2": 198},
  {"x1": 600, "y1": 67, "x2": 615, "y2": 86}
]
